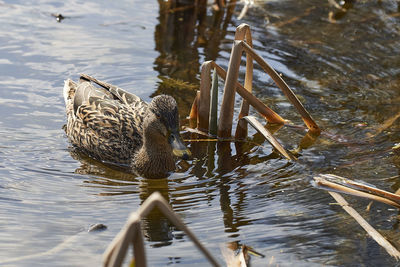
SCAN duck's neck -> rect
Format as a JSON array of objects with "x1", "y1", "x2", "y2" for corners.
[{"x1": 131, "y1": 141, "x2": 176, "y2": 179}]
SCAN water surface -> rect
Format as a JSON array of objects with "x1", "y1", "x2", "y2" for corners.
[{"x1": 1, "y1": 0, "x2": 400, "y2": 266}]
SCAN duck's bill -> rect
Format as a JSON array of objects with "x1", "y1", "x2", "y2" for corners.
[{"x1": 170, "y1": 132, "x2": 191, "y2": 160}]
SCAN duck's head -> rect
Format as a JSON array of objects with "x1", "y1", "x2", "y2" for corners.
[{"x1": 144, "y1": 95, "x2": 191, "y2": 160}]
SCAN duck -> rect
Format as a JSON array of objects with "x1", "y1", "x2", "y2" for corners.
[{"x1": 63, "y1": 74, "x2": 191, "y2": 179}]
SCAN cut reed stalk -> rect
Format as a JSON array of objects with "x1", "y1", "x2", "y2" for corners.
[
  {"x1": 241, "y1": 116, "x2": 295, "y2": 160},
  {"x1": 198, "y1": 61, "x2": 213, "y2": 131},
  {"x1": 239, "y1": 41, "x2": 320, "y2": 133},
  {"x1": 212, "y1": 63, "x2": 285, "y2": 124},
  {"x1": 209, "y1": 68, "x2": 219, "y2": 136},
  {"x1": 103, "y1": 192, "x2": 220, "y2": 267},
  {"x1": 235, "y1": 24, "x2": 253, "y2": 139},
  {"x1": 328, "y1": 191, "x2": 400, "y2": 260},
  {"x1": 218, "y1": 40, "x2": 244, "y2": 138}
]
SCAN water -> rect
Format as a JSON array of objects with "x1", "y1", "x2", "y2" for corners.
[{"x1": 1, "y1": 0, "x2": 400, "y2": 266}]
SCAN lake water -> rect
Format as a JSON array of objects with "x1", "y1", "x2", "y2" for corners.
[{"x1": 1, "y1": 0, "x2": 400, "y2": 266}]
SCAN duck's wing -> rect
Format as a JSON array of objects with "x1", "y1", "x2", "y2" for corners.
[
  {"x1": 80, "y1": 74, "x2": 146, "y2": 108},
  {"x1": 71, "y1": 92, "x2": 144, "y2": 163},
  {"x1": 72, "y1": 80, "x2": 114, "y2": 115},
  {"x1": 64, "y1": 77, "x2": 147, "y2": 164},
  {"x1": 74, "y1": 79, "x2": 148, "y2": 129},
  {"x1": 64, "y1": 78, "x2": 116, "y2": 117},
  {"x1": 74, "y1": 81, "x2": 145, "y2": 135}
]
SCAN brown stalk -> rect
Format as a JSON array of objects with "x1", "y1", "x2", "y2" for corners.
[
  {"x1": 189, "y1": 90, "x2": 200, "y2": 120},
  {"x1": 103, "y1": 192, "x2": 220, "y2": 267},
  {"x1": 198, "y1": 61, "x2": 214, "y2": 131},
  {"x1": 315, "y1": 174, "x2": 400, "y2": 206},
  {"x1": 314, "y1": 176, "x2": 400, "y2": 208},
  {"x1": 235, "y1": 23, "x2": 253, "y2": 139},
  {"x1": 241, "y1": 116, "x2": 295, "y2": 161},
  {"x1": 328, "y1": 191, "x2": 400, "y2": 260},
  {"x1": 346, "y1": 179, "x2": 400, "y2": 204},
  {"x1": 218, "y1": 40, "x2": 244, "y2": 138},
  {"x1": 239, "y1": 41, "x2": 320, "y2": 133},
  {"x1": 212, "y1": 63, "x2": 285, "y2": 124}
]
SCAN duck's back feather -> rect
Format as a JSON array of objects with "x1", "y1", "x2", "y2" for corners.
[
  {"x1": 79, "y1": 73, "x2": 144, "y2": 107},
  {"x1": 64, "y1": 78, "x2": 150, "y2": 165}
]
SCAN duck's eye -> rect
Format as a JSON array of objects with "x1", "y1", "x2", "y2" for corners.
[{"x1": 168, "y1": 132, "x2": 175, "y2": 143}]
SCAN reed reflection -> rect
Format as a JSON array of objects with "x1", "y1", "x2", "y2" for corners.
[
  {"x1": 153, "y1": 0, "x2": 237, "y2": 116},
  {"x1": 187, "y1": 135, "x2": 278, "y2": 233},
  {"x1": 152, "y1": 0, "x2": 261, "y2": 235}
]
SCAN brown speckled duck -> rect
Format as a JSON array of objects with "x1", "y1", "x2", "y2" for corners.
[{"x1": 63, "y1": 74, "x2": 191, "y2": 179}]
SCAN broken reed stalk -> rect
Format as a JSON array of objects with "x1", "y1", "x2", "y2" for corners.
[
  {"x1": 218, "y1": 40, "x2": 244, "y2": 138},
  {"x1": 344, "y1": 179, "x2": 400, "y2": 204},
  {"x1": 194, "y1": 61, "x2": 285, "y2": 130},
  {"x1": 241, "y1": 116, "x2": 295, "y2": 161},
  {"x1": 190, "y1": 91, "x2": 200, "y2": 121},
  {"x1": 189, "y1": 23, "x2": 320, "y2": 159},
  {"x1": 191, "y1": 23, "x2": 319, "y2": 137},
  {"x1": 198, "y1": 61, "x2": 213, "y2": 131},
  {"x1": 103, "y1": 192, "x2": 220, "y2": 267},
  {"x1": 239, "y1": 41, "x2": 320, "y2": 133},
  {"x1": 328, "y1": 191, "x2": 400, "y2": 260},
  {"x1": 212, "y1": 63, "x2": 284, "y2": 124},
  {"x1": 314, "y1": 174, "x2": 400, "y2": 208},
  {"x1": 209, "y1": 68, "x2": 219, "y2": 135},
  {"x1": 235, "y1": 24, "x2": 253, "y2": 140}
]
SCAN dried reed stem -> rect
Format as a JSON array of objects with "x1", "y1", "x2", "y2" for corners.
[
  {"x1": 241, "y1": 116, "x2": 295, "y2": 160},
  {"x1": 212, "y1": 63, "x2": 285, "y2": 124},
  {"x1": 198, "y1": 61, "x2": 214, "y2": 131},
  {"x1": 314, "y1": 174, "x2": 400, "y2": 208},
  {"x1": 328, "y1": 191, "x2": 400, "y2": 260},
  {"x1": 209, "y1": 68, "x2": 219, "y2": 135},
  {"x1": 103, "y1": 192, "x2": 220, "y2": 267},
  {"x1": 240, "y1": 42, "x2": 320, "y2": 133},
  {"x1": 218, "y1": 40, "x2": 243, "y2": 138},
  {"x1": 235, "y1": 24, "x2": 253, "y2": 139}
]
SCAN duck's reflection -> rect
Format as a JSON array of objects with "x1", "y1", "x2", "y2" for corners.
[
  {"x1": 138, "y1": 178, "x2": 174, "y2": 246},
  {"x1": 70, "y1": 148, "x2": 175, "y2": 244},
  {"x1": 69, "y1": 149, "x2": 138, "y2": 186}
]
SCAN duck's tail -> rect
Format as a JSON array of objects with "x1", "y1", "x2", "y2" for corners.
[{"x1": 63, "y1": 79, "x2": 77, "y2": 117}]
